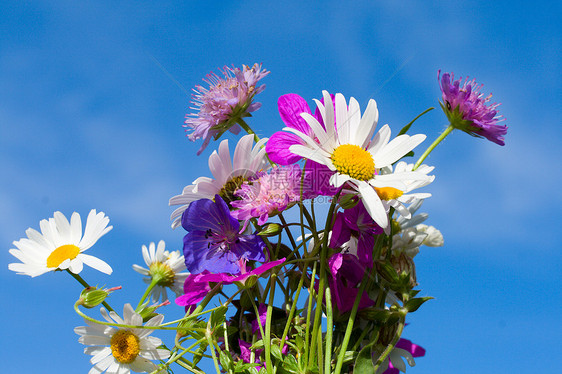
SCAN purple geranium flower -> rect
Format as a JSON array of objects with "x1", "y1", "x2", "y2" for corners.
[
  {"x1": 383, "y1": 338, "x2": 426, "y2": 374},
  {"x1": 328, "y1": 253, "x2": 374, "y2": 313},
  {"x1": 438, "y1": 70, "x2": 507, "y2": 145},
  {"x1": 330, "y1": 200, "x2": 384, "y2": 266},
  {"x1": 181, "y1": 195, "x2": 266, "y2": 274},
  {"x1": 175, "y1": 258, "x2": 286, "y2": 307},
  {"x1": 184, "y1": 64, "x2": 269, "y2": 155}
]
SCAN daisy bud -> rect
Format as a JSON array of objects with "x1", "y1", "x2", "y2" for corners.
[
  {"x1": 258, "y1": 223, "x2": 282, "y2": 237},
  {"x1": 338, "y1": 193, "x2": 360, "y2": 210},
  {"x1": 78, "y1": 286, "x2": 121, "y2": 308}
]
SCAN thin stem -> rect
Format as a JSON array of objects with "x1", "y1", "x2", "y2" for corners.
[
  {"x1": 136, "y1": 277, "x2": 159, "y2": 310},
  {"x1": 236, "y1": 118, "x2": 260, "y2": 144},
  {"x1": 67, "y1": 270, "x2": 114, "y2": 312},
  {"x1": 265, "y1": 274, "x2": 277, "y2": 374},
  {"x1": 372, "y1": 315, "x2": 406, "y2": 371},
  {"x1": 413, "y1": 124, "x2": 454, "y2": 170},
  {"x1": 324, "y1": 286, "x2": 333, "y2": 374},
  {"x1": 205, "y1": 319, "x2": 223, "y2": 374}
]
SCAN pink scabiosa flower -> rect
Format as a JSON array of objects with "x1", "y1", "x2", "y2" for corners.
[
  {"x1": 438, "y1": 70, "x2": 507, "y2": 145},
  {"x1": 230, "y1": 165, "x2": 314, "y2": 225},
  {"x1": 185, "y1": 63, "x2": 270, "y2": 155}
]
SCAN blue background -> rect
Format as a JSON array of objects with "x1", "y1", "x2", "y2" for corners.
[{"x1": 1, "y1": 1, "x2": 561, "y2": 373}]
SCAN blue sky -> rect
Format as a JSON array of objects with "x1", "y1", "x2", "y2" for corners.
[{"x1": 1, "y1": 1, "x2": 561, "y2": 373}]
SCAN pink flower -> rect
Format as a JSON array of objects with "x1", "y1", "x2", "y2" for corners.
[
  {"x1": 230, "y1": 165, "x2": 315, "y2": 225},
  {"x1": 184, "y1": 63, "x2": 269, "y2": 155}
]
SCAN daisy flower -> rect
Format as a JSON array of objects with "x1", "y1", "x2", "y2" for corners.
[
  {"x1": 169, "y1": 134, "x2": 269, "y2": 229},
  {"x1": 8, "y1": 210, "x2": 112, "y2": 277},
  {"x1": 184, "y1": 63, "x2": 270, "y2": 155},
  {"x1": 438, "y1": 70, "x2": 507, "y2": 145},
  {"x1": 75, "y1": 303, "x2": 169, "y2": 374},
  {"x1": 132, "y1": 240, "x2": 189, "y2": 303},
  {"x1": 285, "y1": 90, "x2": 430, "y2": 232}
]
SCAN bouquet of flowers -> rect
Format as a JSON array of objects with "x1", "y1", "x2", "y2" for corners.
[{"x1": 8, "y1": 63, "x2": 507, "y2": 374}]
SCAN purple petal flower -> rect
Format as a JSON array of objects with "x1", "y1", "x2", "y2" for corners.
[
  {"x1": 383, "y1": 338, "x2": 426, "y2": 374},
  {"x1": 438, "y1": 70, "x2": 507, "y2": 145},
  {"x1": 266, "y1": 93, "x2": 336, "y2": 165},
  {"x1": 181, "y1": 195, "x2": 265, "y2": 274},
  {"x1": 184, "y1": 64, "x2": 269, "y2": 155},
  {"x1": 175, "y1": 271, "x2": 211, "y2": 308},
  {"x1": 330, "y1": 200, "x2": 383, "y2": 266},
  {"x1": 328, "y1": 253, "x2": 374, "y2": 313}
]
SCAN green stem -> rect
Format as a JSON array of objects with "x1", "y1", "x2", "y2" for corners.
[
  {"x1": 136, "y1": 277, "x2": 160, "y2": 310},
  {"x1": 236, "y1": 118, "x2": 260, "y2": 144},
  {"x1": 372, "y1": 315, "x2": 406, "y2": 371},
  {"x1": 324, "y1": 286, "x2": 333, "y2": 374},
  {"x1": 265, "y1": 274, "x2": 277, "y2": 374},
  {"x1": 413, "y1": 124, "x2": 454, "y2": 170},
  {"x1": 67, "y1": 270, "x2": 114, "y2": 312},
  {"x1": 205, "y1": 319, "x2": 223, "y2": 374}
]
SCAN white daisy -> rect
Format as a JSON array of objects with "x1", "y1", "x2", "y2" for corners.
[
  {"x1": 8, "y1": 209, "x2": 112, "y2": 277},
  {"x1": 169, "y1": 133, "x2": 269, "y2": 228},
  {"x1": 380, "y1": 161, "x2": 435, "y2": 220},
  {"x1": 132, "y1": 240, "x2": 189, "y2": 302},
  {"x1": 75, "y1": 303, "x2": 170, "y2": 374},
  {"x1": 286, "y1": 91, "x2": 430, "y2": 232}
]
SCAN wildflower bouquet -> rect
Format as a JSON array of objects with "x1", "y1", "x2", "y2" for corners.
[{"x1": 8, "y1": 64, "x2": 507, "y2": 374}]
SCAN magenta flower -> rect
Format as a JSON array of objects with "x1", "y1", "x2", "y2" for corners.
[
  {"x1": 266, "y1": 93, "x2": 336, "y2": 165},
  {"x1": 328, "y1": 253, "x2": 374, "y2": 313},
  {"x1": 438, "y1": 70, "x2": 507, "y2": 145},
  {"x1": 175, "y1": 259, "x2": 285, "y2": 307},
  {"x1": 330, "y1": 200, "x2": 383, "y2": 266},
  {"x1": 230, "y1": 165, "x2": 315, "y2": 225},
  {"x1": 382, "y1": 338, "x2": 426, "y2": 374},
  {"x1": 184, "y1": 63, "x2": 270, "y2": 155},
  {"x1": 181, "y1": 195, "x2": 266, "y2": 274}
]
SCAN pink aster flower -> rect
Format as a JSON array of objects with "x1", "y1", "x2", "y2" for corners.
[
  {"x1": 230, "y1": 165, "x2": 315, "y2": 225},
  {"x1": 184, "y1": 63, "x2": 270, "y2": 155},
  {"x1": 438, "y1": 70, "x2": 507, "y2": 145}
]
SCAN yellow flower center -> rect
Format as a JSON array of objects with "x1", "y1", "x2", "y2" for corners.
[
  {"x1": 46, "y1": 244, "x2": 80, "y2": 268},
  {"x1": 110, "y1": 330, "x2": 141, "y2": 364},
  {"x1": 331, "y1": 144, "x2": 375, "y2": 181},
  {"x1": 374, "y1": 187, "x2": 404, "y2": 201}
]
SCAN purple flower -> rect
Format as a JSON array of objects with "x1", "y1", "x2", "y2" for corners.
[
  {"x1": 184, "y1": 64, "x2": 270, "y2": 155},
  {"x1": 175, "y1": 259, "x2": 286, "y2": 307},
  {"x1": 266, "y1": 93, "x2": 336, "y2": 165},
  {"x1": 438, "y1": 70, "x2": 507, "y2": 145},
  {"x1": 181, "y1": 195, "x2": 266, "y2": 274},
  {"x1": 330, "y1": 200, "x2": 383, "y2": 266},
  {"x1": 328, "y1": 253, "x2": 374, "y2": 313},
  {"x1": 383, "y1": 338, "x2": 426, "y2": 374}
]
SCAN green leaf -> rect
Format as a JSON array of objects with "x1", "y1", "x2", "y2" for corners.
[
  {"x1": 405, "y1": 296, "x2": 434, "y2": 312},
  {"x1": 219, "y1": 350, "x2": 232, "y2": 370},
  {"x1": 398, "y1": 107, "x2": 435, "y2": 136},
  {"x1": 354, "y1": 343, "x2": 376, "y2": 374},
  {"x1": 271, "y1": 344, "x2": 283, "y2": 361}
]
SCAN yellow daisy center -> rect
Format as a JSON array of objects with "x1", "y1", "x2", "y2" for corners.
[
  {"x1": 374, "y1": 187, "x2": 404, "y2": 201},
  {"x1": 331, "y1": 144, "x2": 375, "y2": 181},
  {"x1": 110, "y1": 330, "x2": 141, "y2": 364},
  {"x1": 46, "y1": 244, "x2": 80, "y2": 268},
  {"x1": 218, "y1": 175, "x2": 247, "y2": 204}
]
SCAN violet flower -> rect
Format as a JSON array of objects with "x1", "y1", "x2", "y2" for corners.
[
  {"x1": 330, "y1": 200, "x2": 383, "y2": 266},
  {"x1": 382, "y1": 338, "x2": 426, "y2": 374},
  {"x1": 181, "y1": 195, "x2": 265, "y2": 274},
  {"x1": 328, "y1": 253, "x2": 374, "y2": 313},
  {"x1": 184, "y1": 64, "x2": 269, "y2": 155},
  {"x1": 438, "y1": 70, "x2": 507, "y2": 145}
]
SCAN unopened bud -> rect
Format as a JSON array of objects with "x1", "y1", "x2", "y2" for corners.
[
  {"x1": 137, "y1": 300, "x2": 170, "y2": 322},
  {"x1": 258, "y1": 223, "x2": 282, "y2": 237},
  {"x1": 339, "y1": 193, "x2": 360, "y2": 209},
  {"x1": 79, "y1": 286, "x2": 121, "y2": 308}
]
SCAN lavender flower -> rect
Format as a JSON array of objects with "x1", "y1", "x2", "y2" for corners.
[
  {"x1": 184, "y1": 63, "x2": 270, "y2": 155},
  {"x1": 438, "y1": 70, "x2": 507, "y2": 145},
  {"x1": 181, "y1": 195, "x2": 265, "y2": 274}
]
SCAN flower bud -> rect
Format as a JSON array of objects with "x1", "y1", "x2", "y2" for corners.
[
  {"x1": 258, "y1": 223, "x2": 282, "y2": 237},
  {"x1": 338, "y1": 193, "x2": 360, "y2": 210},
  {"x1": 137, "y1": 300, "x2": 170, "y2": 322},
  {"x1": 78, "y1": 286, "x2": 121, "y2": 308}
]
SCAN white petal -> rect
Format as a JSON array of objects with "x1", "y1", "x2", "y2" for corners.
[{"x1": 80, "y1": 254, "x2": 113, "y2": 275}]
